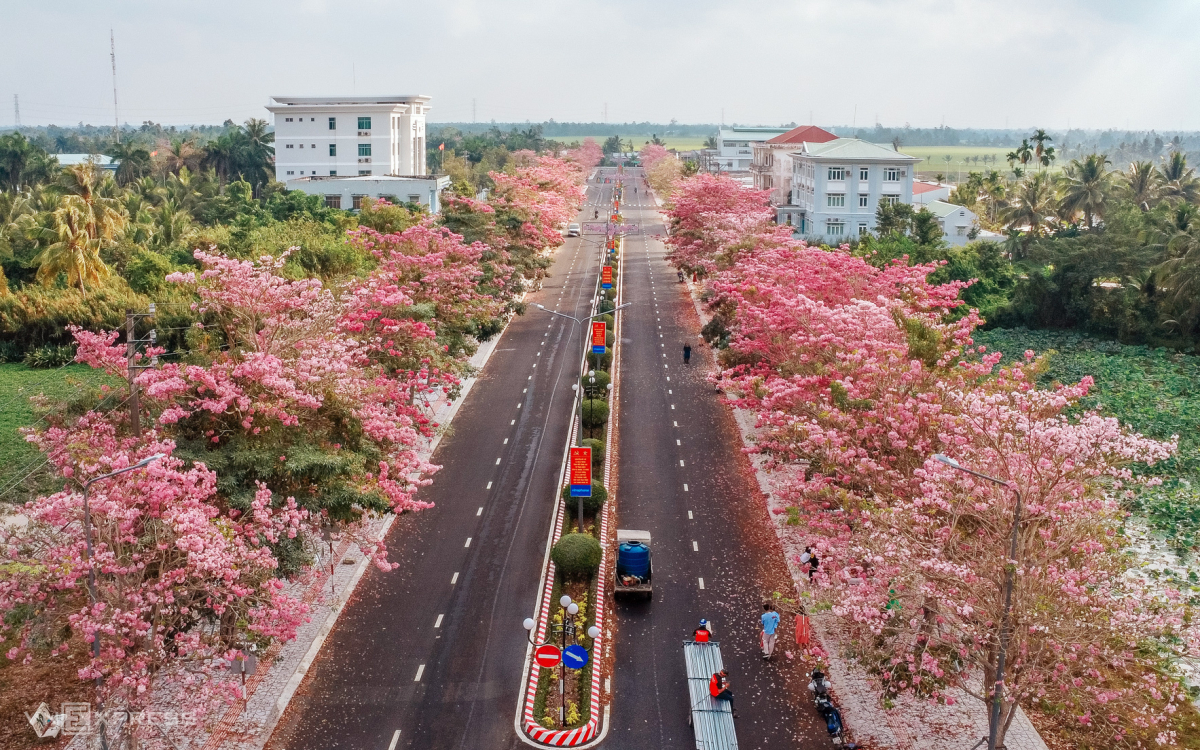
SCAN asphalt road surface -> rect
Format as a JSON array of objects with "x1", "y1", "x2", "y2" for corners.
[
  {"x1": 605, "y1": 169, "x2": 829, "y2": 749},
  {"x1": 268, "y1": 167, "x2": 826, "y2": 750},
  {"x1": 269, "y1": 180, "x2": 607, "y2": 750}
]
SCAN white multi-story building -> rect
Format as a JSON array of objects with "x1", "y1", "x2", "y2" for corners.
[
  {"x1": 750, "y1": 125, "x2": 837, "y2": 205},
  {"x1": 285, "y1": 174, "x2": 451, "y2": 213},
  {"x1": 779, "y1": 138, "x2": 921, "y2": 241},
  {"x1": 266, "y1": 95, "x2": 431, "y2": 182},
  {"x1": 715, "y1": 126, "x2": 791, "y2": 173}
]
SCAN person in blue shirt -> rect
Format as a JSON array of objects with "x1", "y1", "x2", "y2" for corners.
[{"x1": 761, "y1": 603, "x2": 780, "y2": 660}]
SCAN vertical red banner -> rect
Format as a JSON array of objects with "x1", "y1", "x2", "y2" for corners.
[
  {"x1": 601, "y1": 266, "x2": 613, "y2": 289},
  {"x1": 591, "y1": 321, "x2": 606, "y2": 353},
  {"x1": 569, "y1": 447, "x2": 592, "y2": 496}
]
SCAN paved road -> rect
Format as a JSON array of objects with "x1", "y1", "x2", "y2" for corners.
[
  {"x1": 269, "y1": 181, "x2": 607, "y2": 750},
  {"x1": 604, "y1": 169, "x2": 829, "y2": 749}
]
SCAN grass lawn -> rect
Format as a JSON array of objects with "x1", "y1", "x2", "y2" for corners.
[
  {"x1": 902, "y1": 146, "x2": 1014, "y2": 181},
  {"x1": 0, "y1": 363, "x2": 120, "y2": 493}
]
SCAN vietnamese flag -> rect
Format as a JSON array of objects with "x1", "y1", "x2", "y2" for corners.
[{"x1": 438, "y1": 142, "x2": 445, "y2": 151}]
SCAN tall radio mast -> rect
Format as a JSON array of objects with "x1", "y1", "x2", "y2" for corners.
[{"x1": 110, "y1": 29, "x2": 120, "y2": 142}]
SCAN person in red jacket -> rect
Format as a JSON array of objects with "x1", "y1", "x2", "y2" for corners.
[
  {"x1": 692, "y1": 619, "x2": 711, "y2": 642},
  {"x1": 708, "y1": 669, "x2": 737, "y2": 718}
]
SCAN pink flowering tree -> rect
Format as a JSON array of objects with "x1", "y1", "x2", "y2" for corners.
[
  {"x1": 566, "y1": 138, "x2": 603, "y2": 170},
  {"x1": 0, "y1": 421, "x2": 308, "y2": 719},
  {"x1": 638, "y1": 143, "x2": 670, "y2": 170},
  {"x1": 665, "y1": 171, "x2": 1200, "y2": 746}
]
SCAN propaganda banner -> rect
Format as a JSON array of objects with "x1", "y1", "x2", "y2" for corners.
[
  {"x1": 591, "y1": 321, "x2": 606, "y2": 353},
  {"x1": 569, "y1": 447, "x2": 592, "y2": 497},
  {"x1": 601, "y1": 266, "x2": 613, "y2": 289}
]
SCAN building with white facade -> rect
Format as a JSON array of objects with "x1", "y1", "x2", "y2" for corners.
[
  {"x1": 925, "y1": 200, "x2": 979, "y2": 246},
  {"x1": 750, "y1": 125, "x2": 837, "y2": 205},
  {"x1": 715, "y1": 126, "x2": 791, "y2": 173},
  {"x1": 779, "y1": 138, "x2": 921, "y2": 242},
  {"x1": 266, "y1": 95, "x2": 431, "y2": 182},
  {"x1": 285, "y1": 174, "x2": 451, "y2": 213}
]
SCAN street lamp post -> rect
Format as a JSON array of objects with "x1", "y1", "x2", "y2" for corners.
[
  {"x1": 81, "y1": 453, "x2": 165, "y2": 750},
  {"x1": 533, "y1": 302, "x2": 630, "y2": 531},
  {"x1": 522, "y1": 600, "x2": 601, "y2": 728},
  {"x1": 933, "y1": 454, "x2": 1023, "y2": 750}
]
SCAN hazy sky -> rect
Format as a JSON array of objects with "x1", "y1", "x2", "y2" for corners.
[{"x1": 4, "y1": 0, "x2": 1199, "y2": 130}]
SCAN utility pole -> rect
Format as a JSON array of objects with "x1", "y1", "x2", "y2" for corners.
[
  {"x1": 126, "y1": 310, "x2": 141, "y2": 438},
  {"x1": 110, "y1": 30, "x2": 120, "y2": 143},
  {"x1": 12, "y1": 95, "x2": 19, "y2": 130}
]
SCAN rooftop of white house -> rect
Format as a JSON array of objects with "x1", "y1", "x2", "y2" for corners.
[{"x1": 791, "y1": 138, "x2": 922, "y2": 162}]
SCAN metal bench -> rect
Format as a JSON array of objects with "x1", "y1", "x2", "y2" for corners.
[{"x1": 683, "y1": 640, "x2": 738, "y2": 749}]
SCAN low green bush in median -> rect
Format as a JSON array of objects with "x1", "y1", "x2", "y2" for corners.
[{"x1": 551, "y1": 533, "x2": 603, "y2": 580}]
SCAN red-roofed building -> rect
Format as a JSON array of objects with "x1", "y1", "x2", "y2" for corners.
[
  {"x1": 911, "y1": 180, "x2": 952, "y2": 206},
  {"x1": 751, "y1": 125, "x2": 838, "y2": 203}
]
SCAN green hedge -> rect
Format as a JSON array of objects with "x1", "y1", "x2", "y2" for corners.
[
  {"x1": 581, "y1": 399, "x2": 609, "y2": 428},
  {"x1": 587, "y1": 350, "x2": 612, "y2": 371},
  {"x1": 561, "y1": 482, "x2": 607, "y2": 519},
  {"x1": 551, "y1": 533, "x2": 602, "y2": 580},
  {"x1": 581, "y1": 438, "x2": 605, "y2": 469},
  {"x1": 581, "y1": 370, "x2": 611, "y2": 392}
]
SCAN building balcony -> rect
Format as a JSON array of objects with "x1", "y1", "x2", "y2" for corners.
[{"x1": 749, "y1": 163, "x2": 770, "y2": 173}]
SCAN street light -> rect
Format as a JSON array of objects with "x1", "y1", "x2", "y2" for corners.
[
  {"x1": 81, "y1": 452, "x2": 166, "y2": 749},
  {"x1": 932, "y1": 454, "x2": 1022, "y2": 750},
  {"x1": 532, "y1": 302, "x2": 631, "y2": 531}
]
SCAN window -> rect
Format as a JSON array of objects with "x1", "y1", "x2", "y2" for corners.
[
  {"x1": 329, "y1": 117, "x2": 337, "y2": 130},
  {"x1": 286, "y1": 170, "x2": 294, "y2": 175},
  {"x1": 286, "y1": 144, "x2": 294, "y2": 148},
  {"x1": 358, "y1": 170, "x2": 371, "y2": 176},
  {"x1": 311, "y1": 144, "x2": 316, "y2": 149},
  {"x1": 357, "y1": 116, "x2": 371, "y2": 130},
  {"x1": 285, "y1": 117, "x2": 293, "y2": 122},
  {"x1": 828, "y1": 167, "x2": 845, "y2": 181},
  {"x1": 407, "y1": 194, "x2": 421, "y2": 203},
  {"x1": 884, "y1": 168, "x2": 901, "y2": 181},
  {"x1": 352, "y1": 195, "x2": 368, "y2": 209},
  {"x1": 329, "y1": 144, "x2": 336, "y2": 156},
  {"x1": 827, "y1": 194, "x2": 845, "y2": 207},
  {"x1": 859, "y1": 222, "x2": 868, "y2": 234},
  {"x1": 826, "y1": 221, "x2": 844, "y2": 236},
  {"x1": 325, "y1": 195, "x2": 342, "y2": 209},
  {"x1": 299, "y1": 171, "x2": 304, "y2": 175},
  {"x1": 329, "y1": 170, "x2": 337, "y2": 176},
  {"x1": 859, "y1": 194, "x2": 869, "y2": 208},
  {"x1": 957, "y1": 226, "x2": 967, "y2": 236},
  {"x1": 310, "y1": 117, "x2": 315, "y2": 122},
  {"x1": 859, "y1": 167, "x2": 869, "y2": 181},
  {"x1": 358, "y1": 143, "x2": 372, "y2": 156},
  {"x1": 882, "y1": 194, "x2": 900, "y2": 205},
  {"x1": 299, "y1": 144, "x2": 304, "y2": 149}
]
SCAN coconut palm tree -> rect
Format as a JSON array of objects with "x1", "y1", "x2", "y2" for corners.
[
  {"x1": 34, "y1": 195, "x2": 112, "y2": 290},
  {"x1": 240, "y1": 118, "x2": 275, "y2": 188},
  {"x1": 1123, "y1": 161, "x2": 1162, "y2": 211},
  {"x1": 202, "y1": 134, "x2": 240, "y2": 184},
  {"x1": 1015, "y1": 139, "x2": 1034, "y2": 171},
  {"x1": 156, "y1": 139, "x2": 202, "y2": 177},
  {"x1": 1037, "y1": 145, "x2": 1056, "y2": 170},
  {"x1": 1152, "y1": 215, "x2": 1200, "y2": 339},
  {"x1": 0, "y1": 133, "x2": 60, "y2": 191},
  {"x1": 107, "y1": 141, "x2": 152, "y2": 186},
  {"x1": 1003, "y1": 172, "x2": 1057, "y2": 256},
  {"x1": 1030, "y1": 129, "x2": 1053, "y2": 169},
  {"x1": 1161, "y1": 151, "x2": 1199, "y2": 203},
  {"x1": 1058, "y1": 153, "x2": 1113, "y2": 228}
]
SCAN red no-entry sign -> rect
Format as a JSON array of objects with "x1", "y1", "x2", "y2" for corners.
[{"x1": 535, "y1": 643, "x2": 562, "y2": 668}]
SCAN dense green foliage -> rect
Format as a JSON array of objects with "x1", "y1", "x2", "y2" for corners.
[
  {"x1": 550, "y1": 532, "x2": 603, "y2": 579},
  {"x1": 581, "y1": 438, "x2": 605, "y2": 469},
  {"x1": 561, "y1": 482, "x2": 607, "y2": 520},
  {"x1": 975, "y1": 328, "x2": 1200, "y2": 553}
]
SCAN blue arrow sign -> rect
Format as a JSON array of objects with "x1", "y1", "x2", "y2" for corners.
[{"x1": 563, "y1": 644, "x2": 589, "y2": 669}]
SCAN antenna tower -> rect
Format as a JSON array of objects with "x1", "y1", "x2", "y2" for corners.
[
  {"x1": 13, "y1": 95, "x2": 19, "y2": 130},
  {"x1": 110, "y1": 29, "x2": 120, "y2": 142}
]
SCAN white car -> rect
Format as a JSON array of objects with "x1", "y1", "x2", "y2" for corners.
[{"x1": 567, "y1": 223, "x2": 581, "y2": 237}]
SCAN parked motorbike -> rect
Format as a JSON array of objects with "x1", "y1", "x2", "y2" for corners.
[{"x1": 809, "y1": 670, "x2": 850, "y2": 746}]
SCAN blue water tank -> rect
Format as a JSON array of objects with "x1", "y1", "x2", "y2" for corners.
[{"x1": 617, "y1": 541, "x2": 650, "y2": 578}]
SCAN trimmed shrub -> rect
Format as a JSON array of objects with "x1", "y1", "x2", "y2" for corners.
[
  {"x1": 581, "y1": 398, "x2": 609, "y2": 428},
  {"x1": 605, "y1": 331, "x2": 615, "y2": 347},
  {"x1": 551, "y1": 533, "x2": 602, "y2": 580},
  {"x1": 598, "y1": 313, "x2": 614, "y2": 327},
  {"x1": 581, "y1": 438, "x2": 605, "y2": 470},
  {"x1": 596, "y1": 298, "x2": 615, "y2": 315},
  {"x1": 581, "y1": 370, "x2": 611, "y2": 392},
  {"x1": 587, "y1": 350, "x2": 612, "y2": 371}
]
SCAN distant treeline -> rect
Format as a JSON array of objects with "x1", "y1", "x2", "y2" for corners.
[{"x1": 430, "y1": 121, "x2": 719, "y2": 138}]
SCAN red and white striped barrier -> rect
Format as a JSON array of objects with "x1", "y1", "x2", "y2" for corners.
[{"x1": 519, "y1": 236, "x2": 624, "y2": 747}]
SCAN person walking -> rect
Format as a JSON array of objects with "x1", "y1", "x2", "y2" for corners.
[
  {"x1": 760, "y1": 603, "x2": 780, "y2": 660},
  {"x1": 708, "y1": 669, "x2": 738, "y2": 718},
  {"x1": 683, "y1": 344, "x2": 692, "y2": 364}
]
